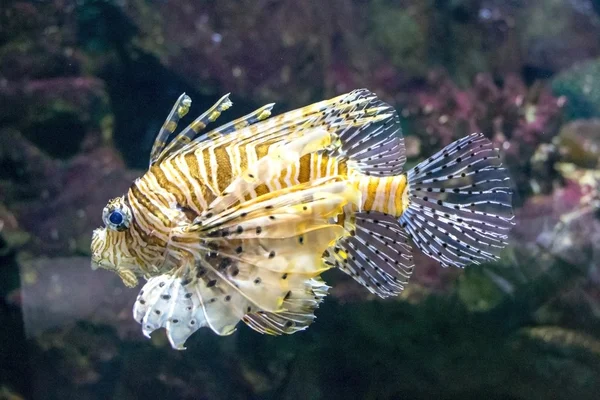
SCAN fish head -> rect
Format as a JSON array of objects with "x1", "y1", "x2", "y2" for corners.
[{"x1": 91, "y1": 196, "x2": 140, "y2": 288}]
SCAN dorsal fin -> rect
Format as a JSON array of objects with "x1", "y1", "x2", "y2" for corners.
[
  {"x1": 150, "y1": 94, "x2": 233, "y2": 166},
  {"x1": 150, "y1": 90, "x2": 407, "y2": 175},
  {"x1": 150, "y1": 93, "x2": 281, "y2": 166},
  {"x1": 149, "y1": 93, "x2": 192, "y2": 166},
  {"x1": 156, "y1": 94, "x2": 233, "y2": 163},
  {"x1": 194, "y1": 102, "x2": 274, "y2": 140},
  {"x1": 167, "y1": 92, "x2": 351, "y2": 159},
  {"x1": 162, "y1": 90, "x2": 406, "y2": 174},
  {"x1": 332, "y1": 91, "x2": 406, "y2": 176}
]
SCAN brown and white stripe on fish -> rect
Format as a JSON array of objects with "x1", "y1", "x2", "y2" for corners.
[{"x1": 90, "y1": 89, "x2": 514, "y2": 349}]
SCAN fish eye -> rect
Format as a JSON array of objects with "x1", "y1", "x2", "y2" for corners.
[
  {"x1": 102, "y1": 197, "x2": 131, "y2": 231},
  {"x1": 109, "y1": 210, "x2": 124, "y2": 225}
]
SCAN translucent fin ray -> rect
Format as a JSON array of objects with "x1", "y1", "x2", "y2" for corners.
[
  {"x1": 158, "y1": 178, "x2": 360, "y2": 341},
  {"x1": 332, "y1": 90, "x2": 406, "y2": 176},
  {"x1": 326, "y1": 212, "x2": 414, "y2": 297},
  {"x1": 399, "y1": 133, "x2": 515, "y2": 268},
  {"x1": 156, "y1": 94, "x2": 233, "y2": 163},
  {"x1": 202, "y1": 103, "x2": 275, "y2": 137},
  {"x1": 149, "y1": 93, "x2": 192, "y2": 166},
  {"x1": 242, "y1": 277, "x2": 330, "y2": 335}
]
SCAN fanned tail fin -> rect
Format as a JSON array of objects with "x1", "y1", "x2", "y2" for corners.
[{"x1": 399, "y1": 133, "x2": 515, "y2": 268}]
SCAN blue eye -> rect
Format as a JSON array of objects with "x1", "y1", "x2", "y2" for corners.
[
  {"x1": 109, "y1": 211, "x2": 124, "y2": 225},
  {"x1": 102, "y1": 199, "x2": 131, "y2": 231}
]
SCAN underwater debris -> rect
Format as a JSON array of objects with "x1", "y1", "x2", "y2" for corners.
[{"x1": 520, "y1": 326, "x2": 600, "y2": 358}]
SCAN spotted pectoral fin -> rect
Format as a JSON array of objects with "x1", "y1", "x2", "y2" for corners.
[
  {"x1": 242, "y1": 277, "x2": 330, "y2": 335},
  {"x1": 164, "y1": 178, "x2": 359, "y2": 338},
  {"x1": 326, "y1": 212, "x2": 414, "y2": 298},
  {"x1": 197, "y1": 188, "x2": 349, "y2": 333},
  {"x1": 133, "y1": 272, "x2": 243, "y2": 350},
  {"x1": 191, "y1": 220, "x2": 343, "y2": 314},
  {"x1": 136, "y1": 244, "x2": 334, "y2": 346},
  {"x1": 194, "y1": 256, "x2": 332, "y2": 336},
  {"x1": 190, "y1": 240, "x2": 335, "y2": 336}
]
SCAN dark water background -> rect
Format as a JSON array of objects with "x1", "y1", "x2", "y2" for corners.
[{"x1": 1, "y1": 1, "x2": 600, "y2": 399}]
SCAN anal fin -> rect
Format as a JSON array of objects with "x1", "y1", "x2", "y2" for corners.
[{"x1": 326, "y1": 212, "x2": 415, "y2": 297}]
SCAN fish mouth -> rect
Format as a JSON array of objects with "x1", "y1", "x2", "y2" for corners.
[
  {"x1": 90, "y1": 255, "x2": 116, "y2": 271},
  {"x1": 90, "y1": 258, "x2": 109, "y2": 271}
]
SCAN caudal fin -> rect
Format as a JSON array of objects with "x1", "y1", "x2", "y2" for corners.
[{"x1": 399, "y1": 133, "x2": 515, "y2": 268}]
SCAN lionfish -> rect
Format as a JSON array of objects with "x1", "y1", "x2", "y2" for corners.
[{"x1": 91, "y1": 89, "x2": 514, "y2": 349}]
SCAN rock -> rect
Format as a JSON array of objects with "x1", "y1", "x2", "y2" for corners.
[
  {"x1": 0, "y1": 1, "x2": 82, "y2": 81},
  {"x1": 0, "y1": 129, "x2": 63, "y2": 205},
  {"x1": 517, "y1": 0, "x2": 600, "y2": 77},
  {"x1": 0, "y1": 1, "x2": 113, "y2": 160},
  {"x1": 555, "y1": 119, "x2": 600, "y2": 169},
  {"x1": 0, "y1": 129, "x2": 139, "y2": 257},
  {"x1": 514, "y1": 167, "x2": 600, "y2": 274},
  {"x1": 0, "y1": 78, "x2": 113, "y2": 159},
  {"x1": 18, "y1": 256, "x2": 139, "y2": 340},
  {"x1": 396, "y1": 71, "x2": 565, "y2": 199},
  {"x1": 552, "y1": 58, "x2": 600, "y2": 120},
  {"x1": 17, "y1": 146, "x2": 140, "y2": 257}
]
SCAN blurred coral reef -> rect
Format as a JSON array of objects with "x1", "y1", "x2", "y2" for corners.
[{"x1": 1, "y1": 0, "x2": 600, "y2": 399}]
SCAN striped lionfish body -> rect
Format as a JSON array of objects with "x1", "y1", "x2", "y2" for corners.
[{"x1": 91, "y1": 89, "x2": 514, "y2": 349}]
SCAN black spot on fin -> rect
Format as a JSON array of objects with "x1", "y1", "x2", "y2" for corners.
[
  {"x1": 400, "y1": 133, "x2": 515, "y2": 268},
  {"x1": 330, "y1": 89, "x2": 406, "y2": 176},
  {"x1": 242, "y1": 278, "x2": 329, "y2": 335},
  {"x1": 326, "y1": 212, "x2": 414, "y2": 298}
]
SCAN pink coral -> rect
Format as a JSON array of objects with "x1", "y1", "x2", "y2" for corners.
[{"x1": 396, "y1": 70, "x2": 564, "y2": 197}]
